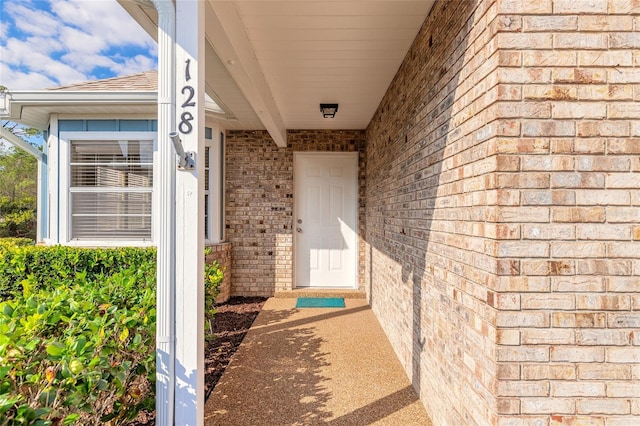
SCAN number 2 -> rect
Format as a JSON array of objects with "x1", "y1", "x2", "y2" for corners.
[{"x1": 181, "y1": 86, "x2": 195, "y2": 108}]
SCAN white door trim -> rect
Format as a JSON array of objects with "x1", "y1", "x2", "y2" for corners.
[{"x1": 293, "y1": 151, "x2": 359, "y2": 289}]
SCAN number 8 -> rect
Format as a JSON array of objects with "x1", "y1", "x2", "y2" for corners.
[{"x1": 179, "y1": 111, "x2": 194, "y2": 134}]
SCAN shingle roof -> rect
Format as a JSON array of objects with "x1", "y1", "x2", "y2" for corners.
[{"x1": 49, "y1": 70, "x2": 157, "y2": 91}]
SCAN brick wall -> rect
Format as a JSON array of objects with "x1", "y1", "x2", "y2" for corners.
[
  {"x1": 366, "y1": 0, "x2": 640, "y2": 424},
  {"x1": 225, "y1": 130, "x2": 366, "y2": 296},
  {"x1": 205, "y1": 242, "x2": 232, "y2": 304},
  {"x1": 365, "y1": 0, "x2": 500, "y2": 424},
  {"x1": 491, "y1": 0, "x2": 640, "y2": 424}
]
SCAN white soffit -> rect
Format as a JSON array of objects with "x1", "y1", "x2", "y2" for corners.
[
  {"x1": 119, "y1": 0, "x2": 435, "y2": 133},
  {"x1": 228, "y1": 1, "x2": 435, "y2": 130}
]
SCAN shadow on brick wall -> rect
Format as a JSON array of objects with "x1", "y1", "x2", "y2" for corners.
[{"x1": 365, "y1": 0, "x2": 483, "y2": 424}]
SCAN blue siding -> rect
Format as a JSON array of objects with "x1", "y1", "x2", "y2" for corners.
[
  {"x1": 120, "y1": 120, "x2": 153, "y2": 131},
  {"x1": 59, "y1": 120, "x2": 85, "y2": 131},
  {"x1": 59, "y1": 119, "x2": 157, "y2": 132},
  {"x1": 87, "y1": 120, "x2": 117, "y2": 131}
]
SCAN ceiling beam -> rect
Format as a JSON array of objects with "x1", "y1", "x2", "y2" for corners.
[{"x1": 205, "y1": 1, "x2": 287, "y2": 147}]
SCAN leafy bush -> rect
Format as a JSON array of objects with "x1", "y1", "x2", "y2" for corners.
[
  {"x1": 0, "y1": 237, "x2": 34, "y2": 248},
  {"x1": 0, "y1": 244, "x2": 224, "y2": 424},
  {"x1": 0, "y1": 247, "x2": 156, "y2": 425},
  {"x1": 0, "y1": 245, "x2": 156, "y2": 299},
  {"x1": 203, "y1": 247, "x2": 224, "y2": 336}
]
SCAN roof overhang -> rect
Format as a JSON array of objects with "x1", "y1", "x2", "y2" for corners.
[
  {"x1": 1, "y1": 91, "x2": 157, "y2": 129},
  {"x1": 4, "y1": 1, "x2": 436, "y2": 144},
  {"x1": 118, "y1": 0, "x2": 435, "y2": 145}
]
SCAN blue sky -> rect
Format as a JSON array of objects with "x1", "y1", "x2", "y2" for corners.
[{"x1": 0, "y1": 0, "x2": 157, "y2": 90}]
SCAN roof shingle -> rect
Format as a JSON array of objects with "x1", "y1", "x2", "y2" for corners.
[{"x1": 49, "y1": 70, "x2": 157, "y2": 91}]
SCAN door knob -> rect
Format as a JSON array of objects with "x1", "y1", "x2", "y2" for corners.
[{"x1": 296, "y1": 227, "x2": 303, "y2": 233}]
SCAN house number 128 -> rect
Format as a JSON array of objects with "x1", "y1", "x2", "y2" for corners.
[{"x1": 179, "y1": 59, "x2": 195, "y2": 134}]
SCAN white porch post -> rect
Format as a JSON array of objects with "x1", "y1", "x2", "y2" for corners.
[{"x1": 175, "y1": 0, "x2": 205, "y2": 424}]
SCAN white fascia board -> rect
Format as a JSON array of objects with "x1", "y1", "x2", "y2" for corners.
[
  {"x1": 205, "y1": 1, "x2": 287, "y2": 147},
  {"x1": 1, "y1": 91, "x2": 157, "y2": 127},
  {"x1": 6, "y1": 91, "x2": 157, "y2": 105},
  {"x1": 4, "y1": 91, "x2": 222, "y2": 124}
]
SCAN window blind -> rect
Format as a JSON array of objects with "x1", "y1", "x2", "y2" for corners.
[{"x1": 69, "y1": 140, "x2": 153, "y2": 240}]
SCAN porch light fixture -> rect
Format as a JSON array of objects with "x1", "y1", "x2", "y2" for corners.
[{"x1": 320, "y1": 103, "x2": 339, "y2": 118}]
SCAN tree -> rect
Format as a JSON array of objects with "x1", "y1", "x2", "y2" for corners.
[
  {"x1": 0, "y1": 111, "x2": 41, "y2": 239},
  {"x1": 0, "y1": 147, "x2": 38, "y2": 238}
]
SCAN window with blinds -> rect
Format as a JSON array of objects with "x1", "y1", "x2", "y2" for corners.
[{"x1": 69, "y1": 140, "x2": 153, "y2": 240}]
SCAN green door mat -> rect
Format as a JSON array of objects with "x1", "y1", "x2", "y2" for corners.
[{"x1": 296, "y1": 297, "x2": 345, "y2": 308}]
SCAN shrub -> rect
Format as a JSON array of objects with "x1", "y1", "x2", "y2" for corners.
[
  {"x1": 0, "y1": 245, "x2": 223, "y2": 424},
  {"x1": 203, "y1": 248, "x2": 224, "y2": 336},
  {"x1": 0, "y1": 237, "x2": 34, "y2": 248},
  {"x1": 0, "y1": 247, "x2": 156, "y2": 425},
  {"x1": 0, "y1": 245, "x2": 156, "y2": 299}
]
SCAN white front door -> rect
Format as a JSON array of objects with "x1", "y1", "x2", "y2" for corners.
[{"x1": 294, "y1": 152, "x2": 358, "y2": 288}]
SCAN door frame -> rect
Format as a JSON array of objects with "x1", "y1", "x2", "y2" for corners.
[{"x1": 293, "y1": 151, "x2": 359, "y2": 289}]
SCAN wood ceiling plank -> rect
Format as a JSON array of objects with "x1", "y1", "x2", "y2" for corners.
[
  {"x1": 247, "y1": 28, "x2": 420, "y2": 42},
  {"x1": 242, "y1": 14, "x2": 427, "y2": 30},
  {"x1": 237, "y1": 1, "x2": 433, "y2": 17}
]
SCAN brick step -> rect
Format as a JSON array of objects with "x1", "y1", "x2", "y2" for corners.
[{"x1": 274, "y1": 289, "x2": 366, "y2": 299}]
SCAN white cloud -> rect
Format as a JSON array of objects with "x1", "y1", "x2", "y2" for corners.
[
  {"x1": 2, "y1": 37, "x2": 85, "y2": 88},
  {"x1": 0, "y1": 20, "x2": 8, "y2": 42},
  {"x1": 8, "y1": 3, "x2": 61, "y2": 37},
  {"x1": 59, "y1": 26, "x2": 108, "y2": 54},
  {"x1": 0, "y1": 63, "x2": 58, "y2": 91},
  {"x1": 113, "y1": 55, "x2": 157, "y2": 75},
  {"x1": 51, "y1": 0, "x2": 155, "y2": 50},
  {"x1": 60, "y1": 52, "x2": 118, "y2": 74},
  {"x1": 0, "y1": 0, "x2": 157, "y2": 90}
]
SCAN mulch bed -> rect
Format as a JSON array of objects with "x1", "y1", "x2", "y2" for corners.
[
  {"x1": 133, "y1": 296, "x2": 267, "y2": 425},
  {"x1": 204, "y1": 296, "x2": 267, "y2": 399}
]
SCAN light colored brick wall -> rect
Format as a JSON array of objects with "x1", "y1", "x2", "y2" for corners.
[
  {"x1": 205, "y1": 242, "x2": 232, "y2": 304},
  {"x1": 224, "y1": 0, "x2": 639, "y2": 422},
  {"x1": 365, "y1": 0, "x2": 501, "y2": 424},
  {"x1": 491, "y1": 0, "x2": 640, "y2": 424},
  {"x1": 367, "y1": 0, "x2": 640, "y2": 424},
  {"x1": 225, "y1": 130, "x2": 366, "y2": 296}
]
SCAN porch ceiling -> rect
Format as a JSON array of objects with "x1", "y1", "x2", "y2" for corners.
[{"x1": 119, "y1": 0, "x2": 434, "y2": 137}]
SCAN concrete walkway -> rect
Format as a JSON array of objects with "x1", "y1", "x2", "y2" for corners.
[{"x1": 204, "y1": 298, "x2": 432, "y2": 425}]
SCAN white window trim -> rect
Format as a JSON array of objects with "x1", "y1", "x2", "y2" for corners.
[
  {"x1": 59, "y1": 131, "x2": 157, "y2": 247},
  {"x1": 204, "y1": 125, "x2": 226, "y2": 245}
]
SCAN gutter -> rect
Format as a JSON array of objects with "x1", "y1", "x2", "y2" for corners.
[
  {"x1": 129, "y1": 0, "x2": 177, "y2": 424},
  {"x1": 2, "y1": 91, "x2": 157, "y2": 103}
]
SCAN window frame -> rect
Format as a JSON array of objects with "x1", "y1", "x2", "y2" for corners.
[
  {"x1": 204, "y1": 126, "x2": 226, "y2": 244},
  {"x1": 59, "y1": 131, "x2": 157, "y2": 247}
]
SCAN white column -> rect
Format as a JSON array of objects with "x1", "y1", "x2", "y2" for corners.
[
  {"x1": 175, "y1": 1, "x2": 205, "y2": 424},
  {"x1": 151, "y1": 1, "x2": 176, "y2": 425},
  {"x1": 48, "y1": 115, "x2": 59, "y2": 244},
  {"x1": 36, "y1": 157, "x2": 45, "y2": 242}
]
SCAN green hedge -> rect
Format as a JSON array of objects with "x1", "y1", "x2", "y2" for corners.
[
  {"x1": 0, "y1": 246, "x2": 157, "y2": 425},
  {"x1": 0, "y1": 243, "x2": 224, "y2": 425},
  {"x1": 0, "y1": 245, "x2": 156, "y2": 299},
  {"x1": 0, "y1": 238, "x2": 34, "y2": 248}
]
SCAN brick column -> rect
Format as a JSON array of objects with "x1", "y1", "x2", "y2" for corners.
[{"x1": 205, "y1": 242, "x2": 232, "y2": 304}]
